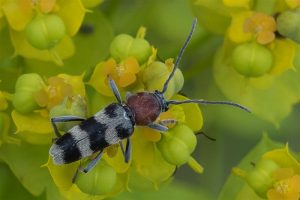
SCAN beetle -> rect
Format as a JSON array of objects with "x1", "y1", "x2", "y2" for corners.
[{"x1": 49, "y1": 18, "x2": 250, "y2": 182}]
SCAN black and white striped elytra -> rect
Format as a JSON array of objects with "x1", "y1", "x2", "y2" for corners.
[
  {"x1": 50, "y1": 103, "x2": 134, "y2": 164},
  {"x1": 49, "y1": 18, "x2": 250, "y2": 182}
]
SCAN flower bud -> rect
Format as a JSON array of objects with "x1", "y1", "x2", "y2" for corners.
[
  {"x1": 232, "y1": 42, "x2": 273, "y2": 77},
  {"x1": 49, "y1": 95, "x2": 87, "y2": 131},
  {"x1": 110, "y1": 34, "x2": 151, "y2": 64},
  {"x1": 277, "y1": 9, "x2": 300, "y2": 43},
  {"x1": 143, "y1": 61, "x2": 184, "y2": 99},
  {"x1": 25, "y1": 14, "x2": 66, "y2": 50},
  {"x1": 245, "y1": 159, "x2": 280, "y2": 197},
  {"x1": 157, "y1": 124, "x2": 197, "y2": 165},
  {"x1": 13, "y1": 73, "x2": 45, "y2": 113},
  {"x1": 76, "y1": 161, "x2": 117, "y2": 195}
]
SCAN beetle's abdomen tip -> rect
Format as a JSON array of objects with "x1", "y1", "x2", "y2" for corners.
[{"x1": 49, "y1": 143, "x2": 66, "y2": 165}]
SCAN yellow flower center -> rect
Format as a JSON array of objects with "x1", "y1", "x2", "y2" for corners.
[
  {"x1": 274, "y1": 180, "x2": 290, "y2": 195},
  {"x1": 104, "y1": 57, "x2": 140, "y2": 88},
  {"x1": 268, "y1": 173, "x2": 300, "y2": 200},
  {"x1": 34, "y1": 76, "x2": 73, "y2": 109},
  {"x1": 116, "y1": 64, "x2": 125, "y2": 76},
  {"x1": 244, "y1": 12, "x2": 276, "y2": 44}
]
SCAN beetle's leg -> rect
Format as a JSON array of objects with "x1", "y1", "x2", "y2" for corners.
[
  {"x1": 51, "y1": 116, "x2": 85, "y2": 137},
  {"x1": 119, "y1": 141, "x2": 125, "y2": 155},
  {"x1": 108, "y1": 77, "x2": 122, "y2": 104},
  {"x1": 82, "y1": 150, "x2": 104, "y2": 173},
  {"x1": 124, "y1": 137, "x2": 131, "y2": 163},
  {"x1": 72, "y1": 165, "x2": 80, "y2": 183},
  {"x1": 148, "y1": 122, "x2": 168, "y2": 132},
  {"x1": 159, "y1": 119, "x2": 177, "y2": 126},
  {"x1": 72, "y1": 150, "x2": 104, "y2": 183},
  {"x1": 119, "y1": 138, "x2": 131, "y2": 163}
]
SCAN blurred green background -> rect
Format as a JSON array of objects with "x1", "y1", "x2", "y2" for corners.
[{"x1": 1, "y1": 0, "x2": 300, "y2": 199}]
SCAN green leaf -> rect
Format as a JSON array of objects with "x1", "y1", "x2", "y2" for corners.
[
  {"x1": 0, "y1": 142, "x2": 63, "y2": 200},
  {"x1": 0, "y1": 162, "x2": 45, "y2": 200},
  {"x1": 218, "y1": 134, "x2": 283, "y2": 200}
]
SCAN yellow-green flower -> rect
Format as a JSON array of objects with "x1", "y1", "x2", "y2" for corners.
[
  {"x1": 243, "y1": 12, "x2": 277, "y2": 45},
  {"x1": 213, "y1": 1, "x2": 299, "y2": 126},
  {"x1": 104, "y1": 57, "x2": 140, "y2": 88},
  {"x1": 35, "y1": 74, "x2": 85, "y2": 109},
  {"x1": 88, "y1": 57, "x2": 140, "y2": 97},
  {"x1": 11, "y1": 73, "x2": 86, "y2": 144},
  {"x1": 234, "y1": 145, "x2": 300, "y2": 198},
  {"x1": 227, "y1": 11, "x2": 277, "y2": 45},
  {"x1": 267, "y1": 168, "x2": 300, "y2": 200},
  {"x1": 1, "y1": 0, "x2": 86, "y2": 65}
]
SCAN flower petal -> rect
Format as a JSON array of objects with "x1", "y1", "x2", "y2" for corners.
[
  {"x1": 131, "y1": 129, "x2": 175, "y2": 186},
  {"x1": 38, "y1": 0, "x2": 56, "y2": 14},
  {"x1": 223, "y1": 0, "x2": 251, "y2": 8},
  {"x1": 10, "y1": 29, "x2": 75, "y2": 63},
  {"x1": 11, "y1": 110, "x2": 53, "y2": 144},
  {"x1": 227, "y1": 11, "x2": 253, "y2": 43},
  {"x1": 172, "y1": 94, "x2": 203, "y2": 131},
  {"x1": 262, "y1": 145, "x2": 300, "y2": 174},
  {"x1": 88, "y1": 61, "x2": 114, "y2": 97},
  {"x1": 2, "y1": 0, "x2": 34, "y2": 31},
  {"x1": 139, "y1": 127, "x2": 161, "y2": 142},
  {"x1": 103, "y1": 144, "x2": 131, "y2": 173},
  {"x1": 124, "y1": 57, "x2": 140, "y2": 74},
  {"x1": 269, "y1": 39, "x2": 296, "y2": 75},
  {"x1": 257, "y1": 32, "x2": 275, "y2": 45},
  {"x1": 57, "y1": 74, "x2": 86, "y2": 97},
  {"x1": 56, "y1": 0, "x2": 86, "y2": 36},
  {"x1": 118, "y1": 72, "x2": 136, "y2": 87},
  {"x1": 44, "y1": 156, "x2": 78, "y2": 191}
]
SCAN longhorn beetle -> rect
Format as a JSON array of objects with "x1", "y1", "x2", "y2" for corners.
[{"x1": 49, "y1": 18, "x2": 250, "y2": 182}]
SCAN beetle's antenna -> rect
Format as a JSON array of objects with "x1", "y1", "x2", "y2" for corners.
[
  {"x1": 160, "y1": 18, "x2": 197, "y2": 94},
  {"x1": 196, "y1": 131, "x2": 216, "y2": 141},
  {"x1": 108, "y1": 76, "x2": 122, "y2": 104},
  {"x1": 167, "y1": 99, "x2": 251, "y2": 113}
]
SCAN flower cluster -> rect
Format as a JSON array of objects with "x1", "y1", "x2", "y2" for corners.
[
  {"x1": 191, "y1": 0, "x2": 300, "y2": 127},
  {"x1": 46, "y1": 27, "x2": 203, "y2": 199},
  {"x1": 0, "y1": 24, "x2": 204, "y2": 199},
  {"x1": 0, "y1": 0, "x2": 103, "y2": 65},
  {"x1": 233, "y1": 144, "x2": 300, "y2": 200}
]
